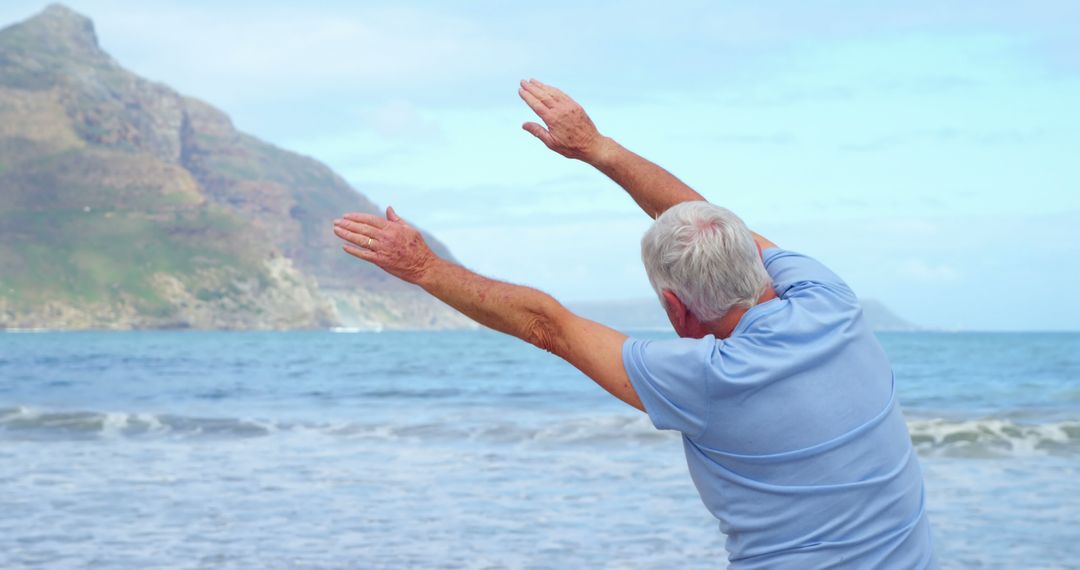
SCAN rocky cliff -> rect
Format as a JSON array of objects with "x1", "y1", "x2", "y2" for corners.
[{"x1": 0, "y1": 4, "x2": 469, "y2": 330}]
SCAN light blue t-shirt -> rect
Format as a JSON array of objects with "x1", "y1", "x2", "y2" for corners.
[{"x1": 622, "y1": 248, "x2": 936, "y2": 569}]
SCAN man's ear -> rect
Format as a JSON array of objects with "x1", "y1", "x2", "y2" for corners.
[{"x1": 661, "y1": 289, "x2": 688, "y2": 332}]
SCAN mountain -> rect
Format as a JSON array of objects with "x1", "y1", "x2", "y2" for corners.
[
  {"x1": 858, "y1": 298, "x2": 920, "y2": 332},
  {"x1": 570, "y1": 297, "x2": 921, "y2": 333},
  {"x1": 0, "y1": 5, "x2": 469, "y2": 330}
]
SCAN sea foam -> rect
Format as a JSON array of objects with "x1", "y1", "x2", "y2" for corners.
[{"x1": 2, "y1": 405, "x2": 1076, "y2": 456}]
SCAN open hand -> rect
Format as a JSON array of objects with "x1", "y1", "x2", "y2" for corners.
[
  {"x1": 519, "y1": 79, "x2": 607, "y2": 162},
  {"x1": 332, "y1": 207, "x2": 437, "y2": 285}
]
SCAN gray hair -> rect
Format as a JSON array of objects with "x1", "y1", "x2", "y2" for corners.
[{"x1": 641, "y1": 201, "x2": 770, "y2": 322}]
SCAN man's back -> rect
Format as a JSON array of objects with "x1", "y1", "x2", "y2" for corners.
[{"x1": 623, "y1": 248, "x2": 936, "y2": 568}]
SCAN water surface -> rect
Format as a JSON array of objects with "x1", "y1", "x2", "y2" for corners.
[{"x1": 2, "y1": 331, "x2": 1078, "y2": 568}]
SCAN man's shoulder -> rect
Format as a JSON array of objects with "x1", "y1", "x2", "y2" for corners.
[
  {"x1": 623, "y1": 334, "x2": 721, "y2": 363},
  {"x1": 761, "y1": 248, "x2": 856, "y2": 302}
]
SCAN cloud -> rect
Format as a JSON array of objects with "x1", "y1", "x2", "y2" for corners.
[
  {"x1": 434, "y1": 217, "x2": 655, "y2": 302},
  {"x1": 347, "y1": 177, "x2": 643, "y2": 231},
  {"x1": 56, "y1": 2, "x2": 528, "y2": 106}
]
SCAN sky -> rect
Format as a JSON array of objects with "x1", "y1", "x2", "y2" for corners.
[{"x1": 3, "y1": 1, "x2": 1078, "y2": 330}]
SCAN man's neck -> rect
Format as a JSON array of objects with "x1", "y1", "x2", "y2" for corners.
[{"x1": 712, "y1": 287, "x2": 779, "y2": 339}]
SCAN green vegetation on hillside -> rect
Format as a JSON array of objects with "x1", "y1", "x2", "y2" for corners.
[{"x1": 0, "y1": 205, "x2": 263, "y2": 313}]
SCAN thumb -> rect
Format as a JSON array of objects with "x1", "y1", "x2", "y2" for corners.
[
  {"x1": 522, "y1": 122, "x2": 555, "y2": 148},
  {"x1": 386, "y1": 206, "x2": 402, "y2": 223}
]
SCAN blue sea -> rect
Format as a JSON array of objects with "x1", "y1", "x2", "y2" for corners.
[{"x1": 1, "y1": 331, "x2": 1078, "y2": 569}]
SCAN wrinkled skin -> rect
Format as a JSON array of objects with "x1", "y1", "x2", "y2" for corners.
[
  {"x1": 332, "y1": 206, "x2": 436, "y2": 285},
  {"x1": 518, "y1": 78, "x2": 608, "y2": 162}
]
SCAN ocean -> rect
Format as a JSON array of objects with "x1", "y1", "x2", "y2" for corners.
[{"x1": 1, "y1": 331, "x2": 1078, "y2": 569}]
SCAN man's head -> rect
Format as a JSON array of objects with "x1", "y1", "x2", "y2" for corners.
[{"x1": 641, "y1": 201, "x2": 770, "y2": 338}]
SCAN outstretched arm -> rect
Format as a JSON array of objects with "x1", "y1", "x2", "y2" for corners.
[
  {"x1": 332, "y1": 208, "x2": 644, "y2": 412},
  {"x1": 519, "y1": 79, "x2": 776, "y2": 249}
]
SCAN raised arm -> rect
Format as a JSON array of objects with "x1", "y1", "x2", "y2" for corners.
[
  {"x1": 332, "y1": 208, "x2": 644, "y2": 412},
  {"x1": 518, "y1": 79, "x2": 776, "y2": 249}
]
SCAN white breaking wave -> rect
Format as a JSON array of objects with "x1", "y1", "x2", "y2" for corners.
[
  {"x1": 908, "y1": 417, "x2": 1080, "y2": 457},
  {"x1": 330, "y1": 326, "x2": 383, "y2": 333},
  {"x1": 0, "y1": 406, "x2": 277, "y2": 439},
  {"x1": 1, "y1": 405, "x2": 1077, "y2": 456}
]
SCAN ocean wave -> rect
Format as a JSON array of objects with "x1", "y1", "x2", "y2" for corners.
[
  {"x1": 0, "y1": 406, "x2": 277, "y2": 440},
  {"x1": 908, "y1": 417, "x2": 1080, "y2": 458},
  {"x1": 0, "y1": 405, "x2": 670, "y2": 445},
  {"x1": 1, "y1": 406, "x2": 1077, "y2": 456}
]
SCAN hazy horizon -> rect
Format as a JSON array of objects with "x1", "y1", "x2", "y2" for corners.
[{"x1": 3, "y1": 1, "x2": 1077, "y2": 331}]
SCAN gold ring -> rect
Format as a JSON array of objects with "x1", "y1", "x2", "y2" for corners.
[{"x1": 367, "y1": 237, "x2": 373, "y2": 248}]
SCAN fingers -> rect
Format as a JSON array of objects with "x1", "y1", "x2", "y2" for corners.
[
  {"x1": 520, "y1": 79, "x2": 556, "y2": 107},
  {"x1": 332, "y1": 225, "x2": 373, "y2": 249},
  {"x1": 332, "y1": 217, "x2": 384, "y2": 253},
  {"x1": 529, "y1": 79, "x2": 568, "y2": 103},
  {"x1": 386, "y1": 206, "x2": 401, "y2": 223},
  {"x1": 342, "y1": 212, "x2": 387, "y2": 229},
  {"x1": 342, "y1": 244, "x2": 377, "y2": 262},
  {"x1": 522, "y1": 122, "x2": 555, "y2": 147},
  {"x1": 334, "y1": 218, "x2": 380, "y2": 238},
  {"x1": 518, "y1": 86, "x2": 550, "y2": 120},
  {"x1": 335, "y1": 213, "x2": 388, "y2": 264}
]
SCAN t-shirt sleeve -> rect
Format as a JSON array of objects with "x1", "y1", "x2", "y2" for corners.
[
  {"x1": 761, "y1": 248, "x2": 854, "y2": 299},
  {"x1": 622, "y1": 335, "x2": 714, "y2": 437}
]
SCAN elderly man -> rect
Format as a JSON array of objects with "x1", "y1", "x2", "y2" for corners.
[{"x1": 332, "y1": 80, "x2": 936, "y2": 568}]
